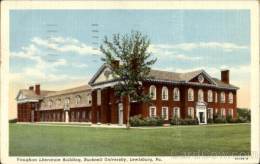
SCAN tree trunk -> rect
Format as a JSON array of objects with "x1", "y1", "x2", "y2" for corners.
[{"x1": 126, "y1": 95, "x2": 131, "y2": 129}]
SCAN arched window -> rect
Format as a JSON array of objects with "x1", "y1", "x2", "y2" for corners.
[
  {"x1": 48, "y1": 100, "x2": 53, "y2": 108},
  {"x1": 188, "y1": 88, "x2": 194, "y2": 101},
  {"x1": 65, "y1": 97, "x2": 70, "y2": 107},
  {"x1": 75, "y1": 95, "x2": 81, "y2": 105},
  {"x1": 56, "y1": 99, "x2": 61, "y2": 106},
  {"x1": 162, "y1": 86, "x2": 168, "y2": 100},
  {"x1": 220, "y1": 92, "x2": 225, "y2": 103},
  {"x1": 198, "y1": 89, "x2": 204, "y2": 102},
  {"x1": 207, "y1": 90, "x2": 213, "y2": 102},
  {"x1": 228, "y1": 92, "x2": 233, "y2": 104},
  {"x1": 149, "y1": 85, "x2": 156, "y2": 100},
  {"x1": 173, "y1": 88, "x2": 180, "y2": 101}
]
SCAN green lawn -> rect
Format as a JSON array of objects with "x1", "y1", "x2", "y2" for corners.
[{"x1": 9, "y1": 123, "x2": 250, "y2": 156}]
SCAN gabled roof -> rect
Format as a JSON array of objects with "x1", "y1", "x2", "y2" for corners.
[
  {"x1": 89, "y1": 64, "x2": 239, "y2": 90},
  {"x1": 16, "y1": 89, "x2": 54, "y2": 100},
  {"x1": 46, "y1": 85, "x2": 91, "y2": 97}
]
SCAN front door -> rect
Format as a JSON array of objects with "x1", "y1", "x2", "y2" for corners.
[
  {"x1": 118, "y1": 103, "x2": 123, "y2": 125},
  {"x1": 199, "y1": 112, "x2": 205, "y2": 123}
]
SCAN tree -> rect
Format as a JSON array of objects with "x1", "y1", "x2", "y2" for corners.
[{"x1": 100, "y1": 31, "x2": 157, "y2": 129}]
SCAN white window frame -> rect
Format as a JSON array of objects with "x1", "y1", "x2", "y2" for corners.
[
  {"x1": 207, "y1": 108, "x2": 213, "y2": 119},
  {"x1": 188, "y1": 88, "x2": 194, "y2": 101},
  {"x1": 75, "y1": 95, "x2": 81, "y2": 105},
  {"x1": 162, "y1": 86, "x2": 168, "y2": 100},
  {"x1": 149, "y1": 106, "x2": 157, "y2": 118},
  {"x1": 228, "y1": 92, "x2": 233, "y2": 104},
  {"x1": 87, "y1": 93, "x2": 92, "y2": 105},
  {"x1": 187, "y1": 107, "x2": 194, "y2": 118},
  {"x1": 173, "y1": 88, "x2": 180, "y2": 101},
  {"x1": 161, "y1": 107, "x2": 169, "y2": 120},
  {"x1": 207, "y1": 90, "x2": 213, "y2": 102},
  {"x1": 173, "y1": 107, "x2": 180, "y2": 118},
  {"x1": 97, "y1": 89, "x2": 101, "y2": 106},
  {"x1": 220, "y1": 92, "x2": 225, "y2": 103},
  {"x1": 228, "y1": 108, "x2": 234, "y2": 117},
  {"x1": 149, "y1": 85, "x2": 157, "y2": 100},
  {"x1": 215, "y1": 92, "x2": 218, "y2": 103},
  {"x1": 198, "y1": 89, "x2": 204, "y2": 102}
]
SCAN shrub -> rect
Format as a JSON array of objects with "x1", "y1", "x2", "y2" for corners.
[
  {"x1": 170, "y1": 117, "x2": 198, "y2": 125},
  {"x1": 129, "y1": 115, "x2": 164, "y2": 126},
  {"x1": 226, "y1": 115, "x2": 233, "y2": 123},
  {"x1": 207, "y1": 118, "x2": 214, "y2": 124},
  {"x1": 9, "y1": 118, "x2": 17, "y2": 123},
  {"x1": 236, "y1": 117, "x2": 247, "y2": 123},
  {"x1": 213, "y1": 117, "x2": 227, "y2": 124}
]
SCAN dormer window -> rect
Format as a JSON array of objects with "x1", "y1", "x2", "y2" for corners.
[
  {"x1": 173, "y1": 88, "x2": 180, "y2": 101},
  {"x1": 65, "y1": 97, "x2": 70, "y2": 107},
  {"x1": 149, "y1": 85, "x2": 156, "y2": 100},
  {"x1": 162, "y1": 86, "x2": 168, "y2": 100},
  {"x1": 75, "y1": 95, "x2": 81, "y2": 105},
  {"x1": 87, "y1": 93, "x2": 92, "y2": 105}
]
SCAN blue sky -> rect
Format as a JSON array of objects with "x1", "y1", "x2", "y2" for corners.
[{"x1": 9, "y1": 10, "x2": 250, "y2": 108}]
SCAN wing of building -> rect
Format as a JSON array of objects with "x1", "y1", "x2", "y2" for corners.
[{"x1": 16, "y1": 64, "x2": 238, "y2": 125}]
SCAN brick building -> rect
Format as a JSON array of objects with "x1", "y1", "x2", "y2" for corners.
[{"x1": 16, "y1": 63, "x2": 238, "y2": 125}]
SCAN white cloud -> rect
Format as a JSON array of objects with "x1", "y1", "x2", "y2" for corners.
[
  {"x1": 31, "y1": 36, "x2": 100, "y2": 56},
  {"x1": 150, "y1": 42, "x2": 248, "y2": 52}
]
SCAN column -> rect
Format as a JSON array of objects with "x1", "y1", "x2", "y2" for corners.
[{"x1": 65, "y1": 111, "x2": 69, "y2": 123}]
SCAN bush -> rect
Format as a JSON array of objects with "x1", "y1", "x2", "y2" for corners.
[
  {"x1": 226, "y1": 115, "x2": 233, "y2": 123},
  {"x1": 129, "y1": 115, "x2": 164, "y2": 126},
  {"x1": 170, "y1": 117, "x2": 198, "y2": 125},
  {"x1": 213, "y1": 117, "x2": 227, "y2": 124},
  {"x1": 207, "y1": 118, "x2": 214, "y2": 124},
  {"x1": 236, "y1": 117, "x2": 247, "y2": 123},
  {"x1": 9, "y1": 118, "x2": 17, "y2": 123}
]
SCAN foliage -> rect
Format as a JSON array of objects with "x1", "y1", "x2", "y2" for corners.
[
  {"x1": 237, "y1": 108, "x2": 251, "y2": 122},
  {"x1": 226, "y1": 115, "x2": 233, "y2": 123},
  {"x1": 213, "y1": 116, "x2": 227, "y2": 124},
  {"x1": 129, "y1": 115, "x2": 164, "y2": 126},
  {"x1": 170, "y1": 116, "x2": 198, "y2": 125},
  {"x1": 207, "y1": 118, "x2": 214, "y2": 124},
  {"x1": 9, "y1": 119, "x2": 17, "y2": 123}
]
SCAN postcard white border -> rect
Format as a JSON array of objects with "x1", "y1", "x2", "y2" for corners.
[{"x1": 1, "y1": 0, "x2": 259, "y2": 164}]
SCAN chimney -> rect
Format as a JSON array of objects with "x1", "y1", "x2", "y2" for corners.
[
  {"x1": 29, "y1": 86, "x2": 34, "y2": 91},
  {"x1": 35, "y1": 84, "x2": 40, "y2": 95},
  {"x1": 111, "y1": 60, "x2": 119, "y2": 69},
  {"x1": 221, "y1": 70, "x2": 229, "y2": 84}
]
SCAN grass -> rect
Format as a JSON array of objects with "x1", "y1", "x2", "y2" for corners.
[{"x1": 9, "y1": 123, "x2": 250, "y2": 156}]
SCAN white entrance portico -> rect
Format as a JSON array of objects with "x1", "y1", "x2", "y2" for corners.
[{"x1": 196, "y1": 102, "x2": 207, "y2": 124}]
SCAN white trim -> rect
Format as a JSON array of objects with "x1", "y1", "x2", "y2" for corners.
[
  {"x1": 187, "y1": 107, "x2": 194, "y2": 118},
  {"x1": 173, "y1": 107, "x2": 180, "y2": 118},
  {"x1": 149, "y1": 106, "x2": 156, "y2": 117},
  {"x1": 161, "y1": 107, "x2": 169, "y2": 120},
  {"x1": 161, "y1": 86, "x2": 168, "y2": 100},
  {"x1": 173, "y1": 87, "x2": 180, "y2": 101},
  {"x1": 149, "y1": 85, "x2": 157, "y2": 100},
  {"x1": 17, "y1": 99, "x2": 39, "y2": 103}
]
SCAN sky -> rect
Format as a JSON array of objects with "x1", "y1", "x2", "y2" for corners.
[{"x1": 9, "y1": 10, "x2": 250, "y2": 119}]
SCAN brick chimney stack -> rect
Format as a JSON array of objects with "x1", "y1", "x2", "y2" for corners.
[
  {"x1": 221, "y1": 70, "x2": 229, "y2": 84},
  {"x1": 29, "y1": 86, "x2": 34, "y2": 91},
  {"x1": 35, "y1": 84, "x2": 40, "y2": 95},
  {"x1": 111, "y1": 60, "x2": 119, "y2": 69}
]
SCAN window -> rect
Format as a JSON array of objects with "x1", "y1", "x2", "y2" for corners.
[
  {"x1": 149, "y1": 106, "x2": 156, "y2": 117},
  {"x1": 188, "y1": 88, "x2": 194, "y2": 101},
  {"x1": 207, "y1": 108, "x2": 213, "y2": 119},
  {"x1": 215, "y1": 108, "x2": 218, "y2": 114},
  {"x1": 82, "y1": 111, "x2": 86, "y2": 119},
  {"x1": 173, "y1": 107, "x2": 180, "y2": 118},
  {"x1": 97, "y1": 89, "x2": 101, "y2": 106},
  {"x1": 56, "y1": 99, "x2": 61, "y2": 106},
  {"x1": 207, "y1": 90, "x2": 213, "y2": 102},
  {"x1": 215, "y1": 92, "x2": 218, "y2": 103},
  {"x1": 187, "y1": 107, "x2": 194, "y2": 118},
  {"x1": 75, "y1": 95, "x2": 81, "y2": 105},
  {"x1": 173, "y1": 88, "x2": 180, "y2": 101},
  {"x1": 149, "y1": 85, "x2": 156, "y2": 100},
  {"x1": 65, "y1": 98, "x2": 70, "y2": 105},
  {"x1": 161, "y1": 107, "x2": 169, "y2": 120},
  {"x1": 221, "y1": 108, "x2": 226, "y2": 117},
  {"x1": 198, "y1": 89, "x2": 204, "y2": 102},
  {"x1": 220, "y1": 92, "x2": 225, "y2": 103},
  {"x1": 228, "y1": 108, "x2": 233, "y2": 117},
  {"x1": 228, "y1": 92, "x2": 233, "y2": 104},
  {"x1": 162, "y1": 86, "x2": 168, "y2": 100},
  {"x1": 48, "y1": 100, "x2": 53, "y2": 108},
  {"x1": 87, "y1": 93, "x2": 92, "y2": 105}
]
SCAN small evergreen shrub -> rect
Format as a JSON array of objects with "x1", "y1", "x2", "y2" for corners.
[
  {"x1": 207, "y1": 118, "x2": 214, "y2": 124},
  {"x1": 213, "y1": 117, "x2": 227, "y2": 123},
  {"x1": 129, "y1": 115, "x2": 164, "y2": 126},
  {"x1": 226, "y1": 115, "x2": 233, "y2": 123},
  {"x1": 170, "y1": 117, "x2": 198, "y2": 125}
]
